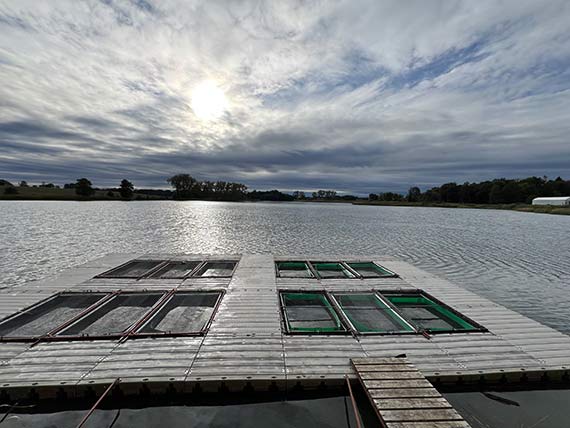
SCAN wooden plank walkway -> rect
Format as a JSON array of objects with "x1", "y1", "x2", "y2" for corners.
[{"x1": 352, "y1": 357, "x2": 471, "y2": 428}]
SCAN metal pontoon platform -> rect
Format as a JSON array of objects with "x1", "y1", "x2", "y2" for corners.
[{"x1": 1, "y1": 253, "x2": 569, "y2": 402}]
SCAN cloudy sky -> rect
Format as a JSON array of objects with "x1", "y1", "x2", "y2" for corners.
[{"x1": 1, "y1": 1, "x2": 569, "y2": 194}]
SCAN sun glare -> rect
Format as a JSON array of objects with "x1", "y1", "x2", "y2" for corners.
[{"x1": 191, "y1": 80, "x2": 228, "y2": 121}]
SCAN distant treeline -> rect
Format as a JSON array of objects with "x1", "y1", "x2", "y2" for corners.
[
  {"x1": 291, "y1": 190, "x2": 358, "y2": 201},
  {"x1": 369, "y1": 176, "x2": 570, "y2": 204},
  {"x1": 249, "y1": 190, "x2": 294, "y2": 201},
  {"x1": 5, "y1": 175, "x2": 568, "y2": 204},
  {"x1": 166, "y1": 174, "x2": 248, "y2": 201}
]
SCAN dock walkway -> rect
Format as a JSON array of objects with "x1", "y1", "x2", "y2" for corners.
[{"x1": 352, "y1": 357, "x2": 470, "y2": 428}]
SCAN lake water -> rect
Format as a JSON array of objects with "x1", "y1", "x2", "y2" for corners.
[{"x1": 1, "y1": 200, "x2": 569, "y2": 333}]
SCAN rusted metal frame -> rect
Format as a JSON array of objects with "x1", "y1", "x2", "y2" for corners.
[
  {"x1": 344, "y1": 375, "x2": 363, "y2": 428},
  {"x1": 0, "y1": 291, "x2": 114, "y2": 344},
  {"x1": 53, "y1": 290, "x2": 139, "y2": 339},
  {"x1": 75, "y1": 377, "x2": 121, "y2": 428},
  {"x1": 94, "y1": 259, "x2": 144, "y2": 279},
  {"x1": 183, "y1": 260, "x2": 207, "y2": 279},
  {"x1": 199, "y1": 290, "x2": 225, "y2": 334},
  {"x1": 127, "y1": 331, "x2": 204, "y2": 339},
  {"x1": 48, "y1": 290, "x2": 167, "y2": 342},
  {"x1": 127, "y1": 290, "x2": 225, "y2": 338},
  {"x1": 0, "y1": 292, "x2": 63, "y2": 341},
  {"x1": 9, "y1": 289, "x2": 224, "y2": 343},
  {"x1": 95, "y1": 259, "x2": 167, "y2": 280},
  {"x1": 46, "y1": 291, "x2": 119, "y2": 337},
  {"x1": 28, "y1": 291, "x2": 120, "y2": 348},
  {"x1": 94, "y1": 259, "x2": 134, "y2": 278},
  {"x1": 148, "y1": 259, "x2": 204, "y2": 280},
  {"x1": 174, "y1": 260, "x2": 205, "y2": 279},
  {"x1": 118, "y1": 289, "x2": 177, "y2": 343},
  {"x1": 137, "y1": 260, "x2": 170, "y2": 280}
]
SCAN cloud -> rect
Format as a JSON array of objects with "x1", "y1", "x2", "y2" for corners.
[{"x1": 0, "y1": 0, "x2": 569, "y2": 193}]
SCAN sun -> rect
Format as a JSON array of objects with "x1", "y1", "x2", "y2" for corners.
[{"x1": 190, "y1": 80, "x2": 228, "y2": 121}]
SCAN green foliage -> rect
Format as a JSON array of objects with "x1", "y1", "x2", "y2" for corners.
[
  {"x1": 312, "y1": 190, "x2": 337, "y2": 199},
  {"x1": 407, "y1": 186, "x2": 421, "y2": 202},
  {"x1": 413, "y1": 176, "x2": 570, "y2": 204},
  {"x1": 166, "y1": 174, "x2": 248, "y2": 201},
  {"x1": 248, "y1": 190, "x2": 294, "y2": 201},
  {"x1": 373, "y1": 192, "x2": 404, "y2": 202},
  {"x1": 119, "y1": 179, "x2": 134, "y2": 199},
  {"x1": 75, "y1": 178, "x2": 94, "y2": 197},
  {"x1": 4, "y1": 186, "x2": 18, "y2": 195}
]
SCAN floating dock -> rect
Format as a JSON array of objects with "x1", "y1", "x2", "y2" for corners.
[{"x1": 0, "y1": 254, "x2": 569, "y2": 418}]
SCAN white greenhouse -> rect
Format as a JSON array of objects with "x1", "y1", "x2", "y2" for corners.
[{"x1": 532, "y1": 196, "x2": 570, "y2": 206}]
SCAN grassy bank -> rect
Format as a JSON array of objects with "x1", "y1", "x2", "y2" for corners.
[
  {"x1": 0, "y1": 186, "x2": 163, "y2": 201},
  {"x1": 353, "y1": 200, "x2": 570, "y2": 216}
]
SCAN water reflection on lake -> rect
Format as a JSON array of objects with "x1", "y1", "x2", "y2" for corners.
[{"x1": 1, "y1": 200, "x2": 569, "y2": 333}]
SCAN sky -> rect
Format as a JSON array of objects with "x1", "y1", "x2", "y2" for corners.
[{"x1": 1, "y1": 0, "x2": 569, "y2": 194}]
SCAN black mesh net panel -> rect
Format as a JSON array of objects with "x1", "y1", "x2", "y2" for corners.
[
  {"x1": 138, "y1": 293, "x2": 219, "y2": 334},
  {"x1": 149, "y1": 261, "x2": 200, "y2": 279},
  {"x1": 57, "y1": 294, "x2": 162, "y2": 337},
  {"x1": 196, "y1": 262, "x2": 236, "y2": 277},
  {"x1": 0, "y1": 294, "x2": 106, "y2": 338},
  {"x1": 99, "y1": 260, "x2": 163, "y2": 278}
]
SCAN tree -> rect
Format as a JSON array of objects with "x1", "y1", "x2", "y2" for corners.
[
  {"x1": 75, "y1": 178, "x2": 94, "y2": 197},
  {"x1": 107, "y1": 191, "x2": 115, "y2": 198},
  {"x1": 489, "y1": 184, "x2": 505, "y2": 204},
  {"x1": 19, "y1": 181, "x2": 28, "y2": 187},
  {"x1": 119, "y1": 179, "x2": 134, "y2": 199},
  {"x1": 407, "y1": 187, "x2": 421, "y2": 202},
  {"x1": 4, "y1": 186, "x2": 18, "y2": 195},
  {"x1": 502, "y1": 182, "x2": 522, "y2": 204},
  {"x1": 368, "y1": 193, "x2": 378, "y2": 201},
  {"x1": 167, "y1": 174, "x2": 197, "y2": 198},
  {"x1": 292, "y1": 191, "x2": 306, "y2": 200}
]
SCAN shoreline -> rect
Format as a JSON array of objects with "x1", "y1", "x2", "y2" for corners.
[
  {"x1": 2, "y1": 192, "x2": 569, "y2": 216},
  {"x1": 353, "y1": 200, "x2": 570, "y2": 216}
]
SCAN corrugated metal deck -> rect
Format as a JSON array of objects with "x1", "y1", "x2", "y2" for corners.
[{"x1": 0, "y1": 253, "x2": 569, "y2": 400}]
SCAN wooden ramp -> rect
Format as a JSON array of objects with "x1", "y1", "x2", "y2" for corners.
[{"x1": 351, "y1": 357, "x2": 471, "y2": 428}]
